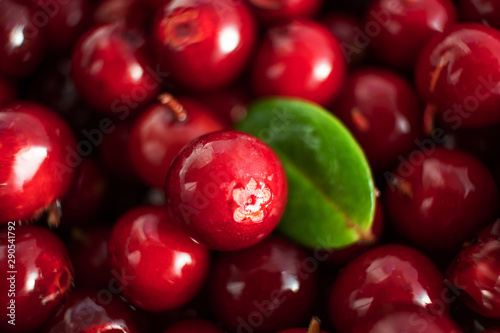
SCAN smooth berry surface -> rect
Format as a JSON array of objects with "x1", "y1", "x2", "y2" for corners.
[
  {"x1": 71, "y1": 23, "x2": 160, "y2": 114},
  {"x1": 41, "y1": 289, "x2": 143, "y2": 333},
  {"x1": 332, "y1": 68, "x2": 421, "y2": 171},
  {"x1": 108, "y1": 206, "x2": 210, "y2": 312},
  {"x1": 329, "y1": 244, "x2": 447, "y2": 333},
  {"x1": 415, "y1": 23, "x2": 500, "y2": 128},
  {"x1": 244, "y1": 0, "x2": 323, "y2": 23},
  {"x1": 0, "y1": 102, "x2": 77, "y2": 224},
  {"x1": 0, "y1": 226, "x2": 74, "y2": 333},
  {"x1": 386, "y1": 148, "x2": 499, "y2": 253},
  {"x1": 151, "y1": 0, "x2": 256, "y2": 91},
  {"x1": 251, "y1": 19, "x2": 346, "y2": 106},
  {"x1": 130, "y1": 95, "x2": 225, "y2": 189},
  {"x1": 446, "y1": 234, "x2": 500, "y2": 318},
  {"x1": 166, "y1": 130, "x2": 287, "y2": 251},
  {"x1": 0, "y1": 0, "x2": 46, "y2": 78},
  {"x1": 364, "y1": 0, "x2": 457, "y2": 69},
  {"x1": 163, "y1": 319, "x2": 224, "y2": 333},
  {"x1": 208, "y1": 237, "x2": 318, "y2": 332},
  {"x1": 459, "y1": 0, "x2": 500, "y2": 29},
  {"x1": 350, "y1": 304, "x2": 462, "y2": 333}
]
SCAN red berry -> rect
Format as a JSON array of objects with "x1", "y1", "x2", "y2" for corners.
[
  {"x1": 385, "y1": 148, "x2": 499, "y2": 253},
  {"x1": 329, "y1": 244, "x2": 447, "y2": 333},
  {"x1": 108, "y1": 206, "x2": 210, "y2": 312},
  {"x1": 71, "y1": 23, "x2": 160, "y2": 114},
  {"x1": 166, "y1": 130, "x2": 287, "y2": 251},
  {"x1": 0, "y1": 102, "x2": 77, "y2": 225},
  {"x1": 244, "y1": 0, "x2": 323, "y2": 24},
  {"x1": 332, "y1": 68, "x2": 422, "y2": 171},
  {"x1": 459, "y1": 0, "x2": 500, "y2": 30},
  {"x1": 0, "y1": 226, "x2": 74, "y2": 333},
  {"x1": 364, "y1": 0, "x2": 457, "y2": 69},
  {"x1": 151, "y1": 0, "x2": 256, "y2": 91},
  {"x1": 415, "y1": 23, "x2": 500, "y2": 128},
  {"x1": 163, "y1": 319, "x2": 224, "y2": 333},
  {"x1": 208, "y1": 237, "x2": 318, "y2": 332},
  {"x1": 251, "y1": 19, "x2": 346, "y2": 106},
  {"x1": 130, "y1": 94, "x2": 225, "y2": 189}
]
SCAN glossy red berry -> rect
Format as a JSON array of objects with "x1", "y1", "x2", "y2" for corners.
[
  {"x1": 208, "y1": 237, "x2": 318, "y2": 332},
  {"x1": 385, "y1": 148, "x2": 499, "y2": 253},
  {"x1": 108, "y1": 206, "x2": 210, "y2": 312},
  {"x1": 71, "y1": 23, "x2": 160, "y2": 114},
  {"x1": 163, "y1": 319, "x2": 224, "y2": 333},
  {"x1": 41, "y1": 289, "x2": 143, "y2": 333},
  {"x1": 445, "y1": 224, "x2": 500, "y2": 318},
  {"x1": 166, "y1": 130, "x2": 287, "y2": 251},
  {"x1": 130, "y1": 94, "x2": 225, "y2": 189},
  {"x1": 0, "y1": 102, "x2": 77, "y2": 225},
  {"x1": 364, "y1": 0, "x2": 456, "y2": 69},
  {"x1": 329, "y1": 244, "x2": 447, "y2": 333},
  {"x1": 459, "y1": 0, "x2": 500, "y2": 30},
  {"x1": 0, "y1": 0, "x2": 46, "y2": 78},
  {"x1": 67, "y1": 226, "x2": 112, "y2": 288},
  {"x1": 415, "y1": 23, "x2": 500, "y2": 128},
  {"x1": 151, "y1": 0, "x2": 256, "y2": 91},
  {"x1": 332, "y1": 68, "x2": 421, "y2": 171},
  {"x1": 244, "y1": 0, "x2": 323, "y2": 23},
  {"x1": 0, "y1": 226, "x2": 74, "y2": 333},
  {"x1": 350, "y1": 304, "x2": 462, "y2": 333},
  {"x1": 251, "y1": 19, "x2": 346, "y2": 106}
]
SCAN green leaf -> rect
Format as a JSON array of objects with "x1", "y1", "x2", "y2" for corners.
[{"x1": 236, "y1": 98, "x2": 376, "y2": 249}]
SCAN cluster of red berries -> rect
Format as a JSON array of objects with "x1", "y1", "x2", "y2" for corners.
[{"x1": 1, "y1": 0, "x2": 500, "y2": 332}]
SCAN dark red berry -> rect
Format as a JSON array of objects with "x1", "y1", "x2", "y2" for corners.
[
  {"x1": 332, "y1": 68, "x2": 421, "y2": 171},
  {"x1": 130, "y1": 94, "x2": 225, "y2": 189},
  {"x1": 251, "y1": 19, "x2": 346, "y2": 106},
  {"x1": 208, "y1": 237, "x2": 318, "y2": 332},
  {"x1": 71, "y1": 23, "x2": 160, "y2": 114},
  {"x1": 0, "y1": 0, "x2": 46, "y2": 78},
  {"x1": 459, "y1": 0, "x2": 500, "y2": 30},
  {"x1": 163, "y1": 319, "x2": 224, "y2": 333},
  {"x1": 166, "y1": 130, "x2": 287, "y2": 251},
  {"x1": 108, "y1": 206, "x2": 210, "y2": 312},
  {"x1": 329, "y1": 244, "x2": 447, "y2": 333},
  {"x1": 385, "y1": 148, "x2": 499, "y2": 253},
  {"x1": 0, "y1": 226, "x2": 74, "y2": 333},
  {"x1": 244, "y1": 0, "x2": 323, "y2": 24},
  {"x1": 415, "y1": 23, "x2": 500, "y2": 128},
  {"x1": 0, "y1": 102, "x2": 77, "y2": 225},
  {"x1": 364, "y1": 0, "x2": 457, "y2": 69},
  {"x1": 93, "y1": 0, "x2": 152, "y2": 28},
  {"x1": 151, "y1": 0, "x2": 256, "y2": 91}
]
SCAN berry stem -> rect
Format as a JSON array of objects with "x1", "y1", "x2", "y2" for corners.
[
  {"x1": 307, "y1": 316, "x2": 321, "y2": 333},
  {"x1": 158, "y1": 93, "x2": 188, "y2": 122}
]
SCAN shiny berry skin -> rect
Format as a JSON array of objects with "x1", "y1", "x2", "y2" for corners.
[
  {"x1": 385, "y1": 148, "x2": 499, "y2": 253},
  {"x1": 322, "y1": 13, "x2": 366, "y2": 66},
  {"x1": 130, "y1": 95, "x2": 225, "y2": 189},
  {"x1": 71, "y1": 23, "x2": 160, "y2": 114},
  {"x1": 166, "y1": 130, "x2": 288, "y2": 251},
  {"x1": 208, "y1": 237, "x2": 318, "y2": 332},
  {"x1": 0, "y1": 226, "x2": 74, "y2": 333},
  {"x1": 415, "y1": 23, "x2": 500, "y2": 128},
  {"x1": 0, "y1": 0, "x2": 46, "y2": 78},
  {"x1": 244, "y1": 0, "x2": 323, "y2": 23},
  {"x1": 163, "y1": 319, "x2": 224, "y2": 333},
  {"x1": 41, "y1": 289, "x2": 143, "y2": 333},
  {"x1": 328, "y1": 244, "x2": 447, "y2": 333},
  {"x1": 108, "y1": 206, "x2": 210, "y2": 312},
  {"x1": 459, "y1": 0, "x2": 500, "y2": 30},
  {"x1": 445, "y1": 230, "x2": 500, "y2": 318},
  {"x1": 251, "y1": 19, "x2": 346, "y2": 106},
  {"x1": 332, "y1": 68, "x2": 421, "y2": 171},
  {"x1": 67, "y1": 226, "x2": 112, "y2": 288},
  {"x1": 0, "y1": 77, "x2": 16, "y2": 107},
  {"x1": 61, "y1": 158, "x2": 107, "y2": 225},
  {"x1": 0, "y1": 102, "x2": 77, "y2": 224},
  {"x1": 151, "y1": 0, "x2": 256, "y2": 91},
  {"x1": 364, "y1": 0, "x2": 456, "y2": 69},
  {"x1": 350, "y1": 304, "x2": 462, "y2": 333},
  {"x1": 24, "y1": 0, "x2": 92, "y2": 53}
]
